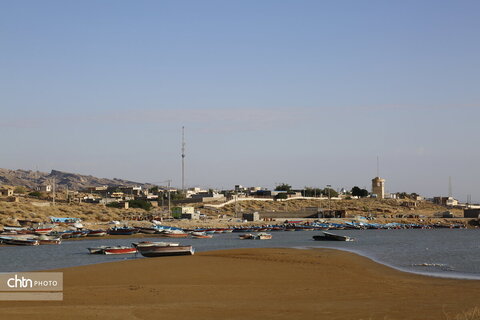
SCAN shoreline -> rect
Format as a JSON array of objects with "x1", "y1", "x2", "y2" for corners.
[{"x1": 0, "y1": 248, "x2": 478, "y2": 320}]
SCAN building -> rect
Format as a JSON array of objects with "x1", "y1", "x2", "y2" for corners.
[
  {"x1": 181, "y1": 212, "x2": 200, "y2": 220},
  {"x1": 243, "y1": 212, "x2": 260, "y2": 221},
  {"x1": 464, "y1": 209, "x2": 480, "y2": 219},
  {"x1": 37, "y1": 185, "x2": 52, "y2": 193},
  {"x1": 0, "y1": 187, "x2": 14, "y2": 197},
  {"x1": 371, "y1": 177, "x2": 385, "y2": 199},
  {"x1": 172, "y1": 206, "x2": 195, "y2": 218},
  {"x1": 433, "y1": 197, "x2": 459, "y2": 207}
]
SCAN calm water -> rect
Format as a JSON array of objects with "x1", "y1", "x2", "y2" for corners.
[{"x1": 1, "y1": 229, "x2": 479, "y2": 279}]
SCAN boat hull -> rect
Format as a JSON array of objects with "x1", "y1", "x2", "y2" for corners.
[{"x1": 137, "y1": 245, "x2": 194, "y2": 257}]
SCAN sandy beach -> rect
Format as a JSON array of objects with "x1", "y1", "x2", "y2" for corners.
[{"x1": 0, "y1": 248, "x2": 478, "y2": 320}]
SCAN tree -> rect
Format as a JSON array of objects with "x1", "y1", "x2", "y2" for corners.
[
  {"x1": 274, "y1": 192, "x2": 288, "y2": 200},
  {"x1": 321, "y1": 188, "x2": 339, "y2": 198},
  {"x1": 128, "y1": 200, "x2": 152, "y2": 211},
  {"x1": 351, "y1": 186, "x2": 369, "y2": 198},
  {"x1": 28, "y1": 191, "x2": 42, "y2": 198},
  {"x1": 304, "y1": 187, "x2": 322, "y2": 197},
  {"x1": 275, "y1": 183, "x2": 292, "y2": 192},
  {"x1": 14, "y1": 186, "x2": 26, "y2": 194}
]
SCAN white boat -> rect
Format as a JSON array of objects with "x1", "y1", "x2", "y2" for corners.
[{"x1": 132, "y1": 241, "x2": 179, "y2": 248}]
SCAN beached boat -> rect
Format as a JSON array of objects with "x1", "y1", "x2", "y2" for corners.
[
  {"x1": 313, "y1": 232, "x2": 354, "y2": 242},
  {"x1": 103, "y1": 246, "x2": 137, "y2": 255},
  {"x1": 132, "y1": 241, "x2": 179, "y2": 248},
  {"x1": 0, "y1": 237, "x2": 40, "y2": 246},
  {"x1": 136, "y1": 244, "x2": 194, "y2": 257},
  {"x1": 86, "y1": 230, "x2": 107, "y2": 237},
  {"x1": 190, "y1": 232, "x2": 213, "y2": 239},
  {"x1": 87, "y1": 246, "x2": 109, "y2": 254},
  {"x1": 137, "y1": 227, "x2": 158, "y2": 234},
  {"x1": 107, "y1": 227, "x2": 138, "y2": 235},
  {"x1": 159, "y1": 229, "x2": 189, "y2": 238},
  {"x1": 37, "y1": 236, "x2": 62, "y2": 245}
]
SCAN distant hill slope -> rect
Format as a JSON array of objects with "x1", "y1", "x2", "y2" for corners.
[{"x1": 0, "y1": 168, "x2": 155, "y2": 191}]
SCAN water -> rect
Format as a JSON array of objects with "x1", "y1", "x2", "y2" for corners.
[{"x1": 1, "y1": 229, "x2": 479, "y2": 279}]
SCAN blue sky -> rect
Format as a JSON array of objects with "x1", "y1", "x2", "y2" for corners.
[{"x1": 1, "y1": 0, "x2": 479, "y2": 201}]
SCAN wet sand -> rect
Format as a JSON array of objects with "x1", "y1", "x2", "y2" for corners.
[{"x1": 0, "y1": 248, "x2": 478, "y2": 320}]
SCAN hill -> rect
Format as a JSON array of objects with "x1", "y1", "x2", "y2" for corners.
[{"x1": 0, "y1": 168, "x2": 155, "y2": 191}]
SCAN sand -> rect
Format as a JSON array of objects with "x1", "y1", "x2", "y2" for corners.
[{"x1": 0, "y1": 248, "x2": 478, "y2": 320}]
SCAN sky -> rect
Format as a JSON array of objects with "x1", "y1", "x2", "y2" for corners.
[{"x1": 0, "y1": 0, "x2": 479, "y2": 201}]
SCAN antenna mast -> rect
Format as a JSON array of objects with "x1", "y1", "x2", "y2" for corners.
[
  {"x1": 376, "y1": 156, "x2": 380, "y2": 177},
  {"x1": 181, "y1": 126, "x2": 185, "y2": 193},
  {"x1": 448, "y1": 176, "x2": 452, "y2": 198}
]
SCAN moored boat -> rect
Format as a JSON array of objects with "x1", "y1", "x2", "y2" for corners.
[
  {"x1": 103, "y1": 246, "x2": 137, "y2": 255},
  {"x1": 136, "y1": 244, "x2": 194, "y2": 257},
  {"x1": 132, "y1": 241, "x2": 179, "y2": 248},
  {"x1": 0, "y1": 237, "x2": 40, "y2": 246},
  {"x1": 87, "y1": 230, "x2": 107, "y2": 237},
  {"x1": 190, "y1": 232, "x2": 213, "y2": 239},
  {"x1": 256, "y1": 232, "x2": 272, "y2": 240},
  {"x1": 107, "y1": 227, "x2": 138, "y2": 235},
  {"x1": 313, "y1": 231, "x2": 354, "y2": 242}
]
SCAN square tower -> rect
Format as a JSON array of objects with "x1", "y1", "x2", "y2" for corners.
[{"x1": 371, "y1": 177, "x2": 385, "y2": 199}]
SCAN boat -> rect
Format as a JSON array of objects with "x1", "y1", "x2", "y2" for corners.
[
  {"x1": 37, "y1": 236, "x2": 62, "y2": 245},
  {"x1": 136, "y1": 244, "x2": 194, "y2": 257},
  {"x1": 107, "y1": 227, "x2": 138, "y2": 235},
  {"x1": 87, "y1": 230, "x2": 107, "y2": 237},
  {"x1": 103, "y1": 246, "x2": 137, "y2": 255},
  {"x1": 87, "y1": 246, "x2": 109, "y2": 254},
  {"x1": 239, "y1": 234, "x2": 255, "y2": 240},
  {"x1": 159, "y1": 229, "x2": 189, "y2": 238},
  {"x1": 0, "y1": 237, "x2": 40, "y2": 246},
  {"x1": 256, "y1": 233, "x2": 272, "y2": 240},
  {"x1": 313, "y1": 231, "x2": 354, "y2": 242},
  {"x1": 190, "y1": 232, "x2": 213, "y2": 239},
  {"x1": 137, "y1": 227, "x2": 158, "y2": 234},
  {"x1": 132, "y1": 241, "x2": 179, "y2": 248}
]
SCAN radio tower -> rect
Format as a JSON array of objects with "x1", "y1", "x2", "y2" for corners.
[{"x1": 181, "y1": 126, "x2": 186, "y2": 194}]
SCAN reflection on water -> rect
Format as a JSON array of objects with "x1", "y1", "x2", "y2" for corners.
[{"x1": 0, "y1": 229, "x2": 479, "y2": 279}]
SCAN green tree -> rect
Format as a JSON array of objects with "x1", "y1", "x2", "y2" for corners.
[
  {"x1": 321, "y1": 188, "x2": 338, "y2": 198},
  {"x1": 28, "y1": 191, "x2": 42, "y2": 198},
  {"x1": 274, "y1": 192, "x2": 288, "y2": 200},
  {"x1": 304, "y1": 187, "x2": 323, "y2": 197},
  {"x1": 128, "y1": 200, "x2": 153, "y2": 211},
  {"x1": 275, "y1": 183, "x2": 292, "y2": 192},
  {"x1": 351, "y1": 186, "x2": 369, "y2": 198},
  {"x1": 14, "y1": 186, "x2": 26, "y2": 194}
]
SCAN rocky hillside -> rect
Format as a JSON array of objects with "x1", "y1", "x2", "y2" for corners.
[{"x1": 0, "y1": 168, "x2": 155, "y2": 191}]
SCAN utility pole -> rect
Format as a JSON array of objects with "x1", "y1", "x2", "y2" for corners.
[
  {"x1": 327, "y1": 184, "x2": 332, "y2": 215},
  {"x1": 181, "y1": 126, "x2": 185, "y2": 194},
  {"x1": 52, "y1": 178, "x2": 56, "y2": 206},
  {"x1": 167, "y1": 179, "x2": 171, "y2": 217}
]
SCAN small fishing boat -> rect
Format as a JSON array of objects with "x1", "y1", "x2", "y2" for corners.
[
  {"x1": 0, "y1": 237, "x2": 40, "y2": 246},
  {"x1": 239, "y1": 234, "x2": 255, "y2": 240},
  {"x1": 87, "y1": 230, "x2": 107, "y2": 237},
  {"x1": 256, "y1": 233, "x2": 272, "y2": 240},
  {"x1": 136, "y1": 244, "x2": 194, "y2": 257},
  {"x1": 103, "y1": 246, "x2": 137, "y2": 255},
  {"x1": 159, "y1": 229, "x2": 189, "y2": 238},
  {"x1": 190, "y1": 232, "x2": 213, "y2": 239},
  {"x1": 87, "y1": 246, "x2": 109, "y2": 254},
  {"x1": 313, "y1": 231, "x2": 354, "y2": 242},
  {"x1": 132, "y1": 241, "x2": 179, "y2": 248},
  {"x1": 137, "y1": 227, "x2": 158, "y2": 234},
  {"x1": 107, "y1": 227, "x2": 138, "y2": 235},
  {"x1": 37, "y1": 236, "x2": 62, "y2": 245}
]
